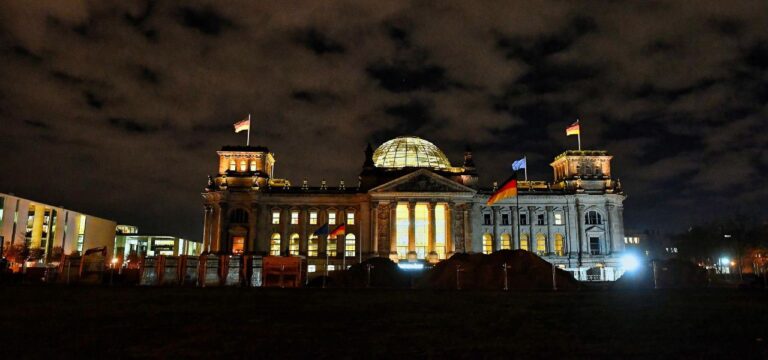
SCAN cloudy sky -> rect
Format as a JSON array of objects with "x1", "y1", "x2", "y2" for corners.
[{"x1": 1, "y1": 0, "x2": 767, "y2": 238}]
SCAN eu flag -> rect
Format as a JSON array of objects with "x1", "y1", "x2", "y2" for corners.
[
  {"x1": 313, "y1": 223, "x2": 329, "y2": 236},
  {"x1": 511, "y1": 157, "x2": 527, "y2": 171}
]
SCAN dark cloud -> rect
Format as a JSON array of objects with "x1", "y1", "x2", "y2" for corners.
[{"x1": 1, "y1": 0, "x2": 767, "y2": 237}]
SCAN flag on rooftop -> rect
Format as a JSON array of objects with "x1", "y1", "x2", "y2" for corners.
[
  {"x1": 234, "y1": 116, "x2": 250, "y2": 133},
  {"x1": 566, "y1": 119, "x2": 580, "y2": 136},
  {"x1": 486, "y1": 177, "x2": 518, "y2": 206},
  {"x1": 512, "y1": 157, "x2": 527, "y2": 171}
]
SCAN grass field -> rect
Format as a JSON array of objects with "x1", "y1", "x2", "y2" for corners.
[{"x1": 1, "y1": 286, "x2": 767, "y2": 359}]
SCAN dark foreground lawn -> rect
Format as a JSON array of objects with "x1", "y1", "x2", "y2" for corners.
[{"x1": 1, "y1": 286, "x2": 766, "y2": 359}]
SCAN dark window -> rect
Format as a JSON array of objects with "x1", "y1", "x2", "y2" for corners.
[
  {"x1": 230, "y1": 208, "x2": 249, "y2": 223},
  {"x1": 537, "y1": 214, "x2": 545, "y2": 225},
  {"x1": 589, "y1": 237, "x2": 600, "y2": 255},
  {"x1": 585, "y1": 211, "x2": 602, "y2": 225},
  {"x1": 520, "y1": 214, "x2": 528, "y2": 225},
  {"x1": 501, "y1": 214, "x2": 510, "y2": 225},
  {"x1": 483, "y1": 213, "x2": 492, "y2": 225}
]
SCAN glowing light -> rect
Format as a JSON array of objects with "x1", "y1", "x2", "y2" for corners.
[
  {"x1": 372, "y1": 136, "x2": 452, "y2": 169},
  {"x1": 720, "y1": 257, "x2": 730, "y2": 266},
  {"x1": 398, "y1": 263, "x2": 424, "y2": 270},
  {"x1": 111, "y1": 258, "x2": 118, "y2": 264},
  {"x1": 621, "y1": 254, "x2": 640, "y2": 271}
]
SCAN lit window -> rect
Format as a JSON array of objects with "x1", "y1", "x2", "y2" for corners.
[
  {"x1": 395, "y1": 203, "x2": 409, "y2": 259},
  {"x1": 308, "y1": 265, "x2": 316, "y2": 273},
  {"x1": 250, "y1": 161, "x2": 257, "y2": 172},
  {"x1": 229, "y1": 160, "x2": 236, "y2": 171},
  {"x1": 231, "y1": 236, "x2": 244, "y2": 255},
  {"x1": 308, "y1": 235, "x2": 318, "y2": 257},
  {"x1": 327, "y1": 237, "x2": 337, "y2": 257},
  {"x1": 501, "y1": 233, "x2": 511, "y2": 250},
  {"x1": 520, "y1": 234, "x2": 529, "y2": 251},
  {"x1": 328, "y1": 211, "x2": 336, "y2": 225},
  {"x1": 554, "y1": 212, "x2": 563, "y2": 225},
  {"x1": 482, "y1": 233, "x2": 493, "y2": 254},
  {"x1": 270, "y1": 233, "x2": 281, "y2": 256},
  {"x1": 345, "y1": 234, "x2": 356, "y2": 257},
  {"x1": 272, "y1": 210, "x2": 280, "y2": 224},
  {"x1": 434, "y1": 204, "x2": 446, "y2": 259},
  {"x1": 328, "y1": 265, "x2": 335, "y2": 271},
  {"x1": 346, "y1": 211, "x2": 355, "y2": 225},
  {"x1": 414, "y1": 204, "x2": 428, "y2": 258},
  {"x1": 309, "y1": 211, "x2": 318, "y2": 225},
  {"x1": 554, "y1": 234, "x2": 564, "y2": 256},
  {"x1": 77, "y1": 215, "x2": 87, "y2": 252},
  {"x1": 536, "y1": 234, "x2": 546, "y2": 255},
  {"x1": 239, "y1": 160, "x2": 247, "y2": 172},
  {"x1": 289, "y1": 233, "x2": 299, "y2": 255},
  {"x1": 291, "y1": 211, "x2": 299, "y2": 225},
  {"x1": 537, "y1": 214, "x2": 546, "y2": 225}
]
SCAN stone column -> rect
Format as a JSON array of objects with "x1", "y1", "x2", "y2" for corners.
[
  {"x1": 428, "y1": 202, "x2": 436, "y2": 253},
  {"x1": 389, "y1": 202, "x2": 397, "y2": 254},
  {"x1": 511, "y1": 205, "x2": 519, "y2": 249},
  {"x1": 371, "y1": 203, "x2": 379, "y2": 256},
  {"x1": 491, "y1": 206, "x2": 499, "y2": 251},
  {"x1": 248, "y1": 203, "x2": 258, "y2": 253},
  {"x1": 604, "y1": 203, "x2": 614, "y2": 254},
  {"x1": 576, "y1": 201, "x2": 586, "y2": 265},
  {"x1": 545, "y1": 206, "x2": 554, "y2": 254},
  {"x1": 408, "y1": 201, "x2": 416, "y2": 252},
  {"x1": 453, "y1": 203, "x2": 466, "y2": 253},
  {"x1": 528, "y1": 206, "x2": 536, "y2": 252},
  {"x1": 445, "y1": 203, "x2": 453, "y2": 253},
  {"x1": 360, "y1": 202, "x2": 371, "y2": 259},
  {"x1": 299, "y1": 207, "x2": 308, "y2": 256},
  {"x1": 464, "y1": 204, "x2": 473, "y2": 252},
  {"x1": 217, "y1": 202, "x2": 229, "y2": 254},
  {"x1": 202, "y1": 206, "x2": 212, "y2": 253}
]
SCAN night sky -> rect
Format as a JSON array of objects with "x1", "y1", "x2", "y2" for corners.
[{"x1": 1, "y1": 1, "x2": 767, "y2": 239}]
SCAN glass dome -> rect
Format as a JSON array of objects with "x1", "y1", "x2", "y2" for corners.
[{"x1": 372, "y1": 136, "x2": 452, "y2": 169}]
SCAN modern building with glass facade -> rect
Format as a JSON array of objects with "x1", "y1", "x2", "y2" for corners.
[
  {"x1": 202, "y1": 136, "x2": 628, "y2": 281},
  {"x1": 0, "y1": 193, "x2": 117, "y2": 262},
  {"x1": 114, "y1": 225, "x2": 202, "y2": 259}
]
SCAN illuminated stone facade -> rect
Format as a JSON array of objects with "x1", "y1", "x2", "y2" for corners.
[{"x1": 202, "y1": 136, "x2": 628, "y2": 281}]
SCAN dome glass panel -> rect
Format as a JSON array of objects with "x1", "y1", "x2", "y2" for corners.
[{"x1": 372, "y1": 136, "x2": 452, "y2": 169}]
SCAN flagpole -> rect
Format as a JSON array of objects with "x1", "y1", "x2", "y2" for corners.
[
  {"x1": 246, "y1": 114, "x2": 251, "y2": 147},
  {"x1": 524, "y1": 156, "x2": 528, "y2": 182},
  {"x1": 577, "y1": 119, "x2": 581, "y2": 151}
]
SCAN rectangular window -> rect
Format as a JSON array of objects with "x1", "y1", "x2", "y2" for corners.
[
  {"x1": 414, "y1": 204, "x2": 427, "y2": 258},
  {"x1": 328, "y1": 211, "x2": 336, "y2": 225},
  {"x1": 272, "y1": 211, "x2": 280, "y2": 225},
  {"x1": 520, "y1": 214, "x2": 528, "y2": 225},
  {"x1": 554, "y1": 212, "x2": 563, "y2": 225},
  {"x1": 589, "y1": 237, "x2": 600, "y2": 255},
  {"x1": 327, "y1": 265, "x2": 335, "y2": 271},
  {"x1": 483, "y1": 213, "x2": 492, "y2": 225},
  {"x1": 395, "y1": 203, "x2": 409, "y2": 259},
  {"x1": 537, "y1": 214, "x2": 545, "y2": 225},
  {"x1": 291, "y1": 211, "x2": 299, "y2": 225},
  {"x1": 77, "y1": 215, "x2": 87, "y2": 253},
  {"x1": 307, "y1": 265, "x2": 316, "y2": 273},
  {"x1": 345, "y1": 235, "x2": 356, "y2": 257},
  {"x1": 346, "y1": 211, "x2": 355, "y2": 225},
  {"x1": 309, "y1": 211, "x2": 318, "y2": 225},
  {"x1": 434, "y1": 204, "x2": 446, "y2": 259},
  {"x1": 308, "y1": 236, "x2": 318, "y2": 257},
  {"x1": 501, "y1": 214, "x2": 509, "y2": 225}
]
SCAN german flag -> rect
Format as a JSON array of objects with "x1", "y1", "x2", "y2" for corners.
[
  {"x1": 566, "y1": 120, "x2": 580, "y2": 136},
  {"x1": 330, "y1": 223, "x2": 346, "y2": 237},
  {"x1": 486, "y1": 177, "x2": 518, "y2": 206}
]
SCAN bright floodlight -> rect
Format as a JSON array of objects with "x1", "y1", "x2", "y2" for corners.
[
  {"x1": 719, "y1": 257, "x2": 730, "y2": 266},
  {"x1": 621, "y1": 253, "x2": 641, "y2": 272}
]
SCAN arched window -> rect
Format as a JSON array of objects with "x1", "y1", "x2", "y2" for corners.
[
  {"x1": 585, "y1": 211, "x2": 603, "y2": 225},
  {"x1": 250, "y1": 160, "x2": 257, "y2": 172},
  {"x1": 520, "y1": 234, "x2": 529, "y2": 251},
  {"x1": 229, "y1": 208, "x2": 248, "y2": 223},
  {"x1": 289, "y1": 233, "x2": 300, "y2": 256},
  {"x1": 269, "y1": 233, "x2": 281, "y2": 256},
  {"x1": 345, "y1": 234, "x2": 356, "y2": 257},
  {"x1": 501, "y1": 233, "x2": 511, "y2": 250},
  {"x1": 536, "y1": 233, "x2": 547, "y2": 255},
  {"x1": 308, "y1": 235, "x2": 318, "y2": 257},
  {"x1": 482, "y1": 233, "x2": 493, "y2": 254},
  {"x1": 239, "y1": 160, "x2": 247, "y2": 172},
  {"x1": 229, "y1": 160, "x2": 236, "y2": 171},
  {"x1": 554, "y1": 234, "x2": 565, "y2": 256}
]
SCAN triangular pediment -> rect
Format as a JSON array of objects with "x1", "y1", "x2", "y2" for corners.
[{"x1": 369, "y1": 169, "x2": 476, "y2": 194}]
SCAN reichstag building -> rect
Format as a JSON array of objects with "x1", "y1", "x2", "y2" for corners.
[{"x1": 201, "y1": 136, "x2": 628, "y2": 281}]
